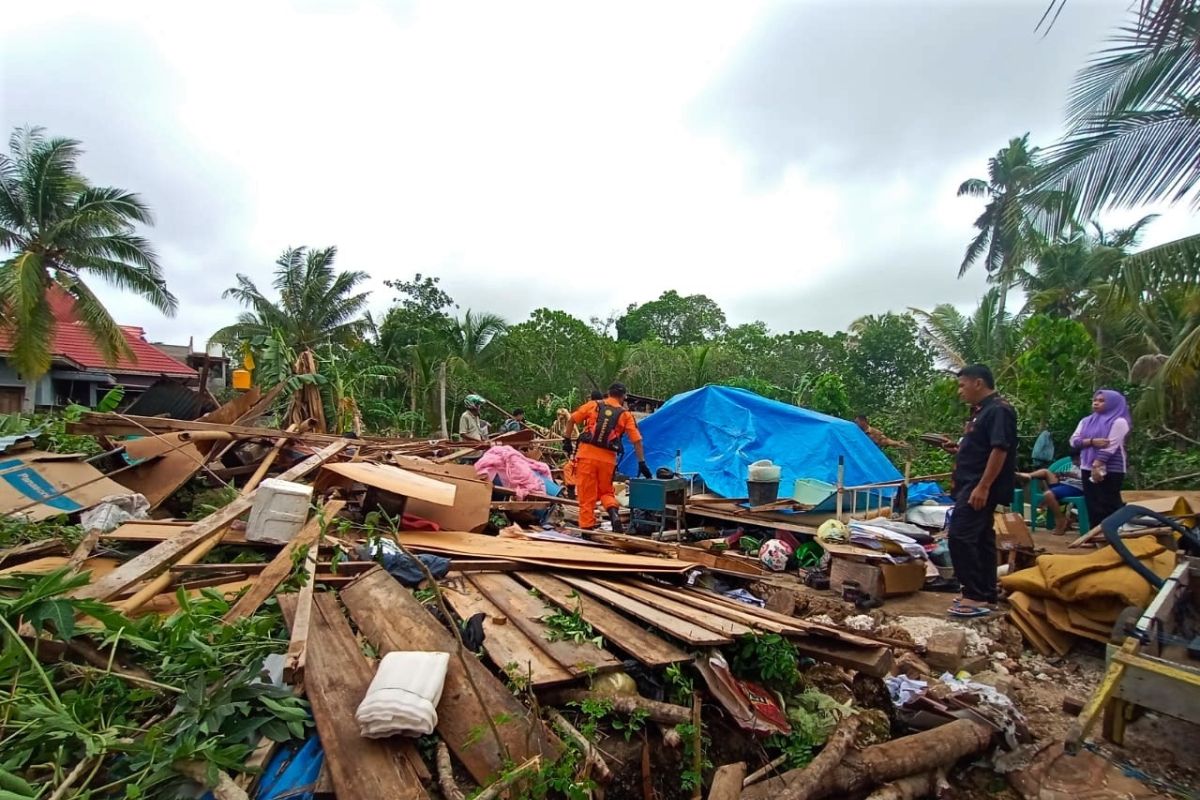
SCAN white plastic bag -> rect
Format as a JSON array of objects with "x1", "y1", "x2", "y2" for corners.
[
  {"x1": 80, "y1": 493, "x2": 150, "y2": 532},
  {"x1": 355, "y1": 651, "x2": 450, "y2": 738}
]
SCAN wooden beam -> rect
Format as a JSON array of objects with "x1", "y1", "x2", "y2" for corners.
[
  {"x1": 557, "y1": 575, "x2": 732, "y2": 646},
  {"x1": 283, "y1": 528, "x2": 321, "y2": 687},
  {"x1": 222, "y1": 500, "x2": 345, "y2": 623},
  {"x1": 278, "y1": 592, "x2": 428, "y2": 799},
  {"x1": 340, "y1": 568, "x2": 561, "y2": 785},
  {"x1": 72, "y1": 442, "x2": 347, "y2": 602}
]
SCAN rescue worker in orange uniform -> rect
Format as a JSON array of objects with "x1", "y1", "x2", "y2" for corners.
[{"x1": 562, "y1": 382, "x2": 651, "y2": 532}]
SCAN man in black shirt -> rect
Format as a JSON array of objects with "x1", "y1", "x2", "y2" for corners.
[{"x1": 943, "y1": 364, "x2": 1017, "y2": 617}]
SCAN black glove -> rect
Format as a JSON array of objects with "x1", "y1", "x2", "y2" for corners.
[
  {"x1": 562, "y1": 437, "x2": 573, "y2": 456},
  {"x1": 637, "y1": 461, "x2": 652, "y2": 479}
]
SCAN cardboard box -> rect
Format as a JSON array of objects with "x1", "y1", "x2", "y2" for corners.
[
  {"x1": 0, "y1": 451, "x2": 130, "y2": 521},
  {"x1": 830, "y1": 555, "x2": 927, "y2": 598}
]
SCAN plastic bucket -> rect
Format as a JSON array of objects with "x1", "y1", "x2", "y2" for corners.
[{"x1": 747, "y1": 479, "x2": 780, "y2": 506}]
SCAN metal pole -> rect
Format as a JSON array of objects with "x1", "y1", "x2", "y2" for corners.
[{"x1": 836, "y1": 456, "x2": 845, "y2": 521}]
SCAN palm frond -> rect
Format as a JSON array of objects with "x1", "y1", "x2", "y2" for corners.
[
  {"x1": 0, "y1": 252, "x2": 54, "y2": 375},
  {"x1": 70, "y1": 251, "x2": 178, "y2": 315},
  {"x1": 61, "y1": 277, "x2": 135, "y2": 366},
  {"x1": 957, "y1": 178, "x2": 989, "y2": 197}
]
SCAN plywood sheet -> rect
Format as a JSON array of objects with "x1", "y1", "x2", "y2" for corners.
[
  {"x1": 323, "y1": 462, "x2": 456, "y2": 506},
  {"x1": 397, "y1": 531, "x2": 695, "y2": 573}
]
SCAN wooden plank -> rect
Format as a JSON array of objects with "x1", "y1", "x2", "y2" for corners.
[
  {"x1": 440, "y1": 576, "x2": 574, "y2": 687},
  {"x1": 103, "y1": 524, "x2": 249, "y2": 545},
  {"x1": 116, "y1": 433, "x2": 208, "y2": 509},
  {"x1": 283, "y1": 532, "x2": 321, "y2": 686},
  {"x1": 278, "y1": 593, "x2": 428, "y2": 799},
  {"x1": 222, "y1": 500, "x2": 345, "y2": 623},
  {"x1": 515, "y1": 572, "x2": 691, "y2": 667},
  {"x1": 340, "y1": 568, "x2": 561, "y2": 785},
  {"x1": 0, "y1": 555, "x2": 119, "y2": 578},
  {"x1": 585, "y1": 578, "x2": 755, "y2": 638},
  {"x1": 73, "y1": 442, "x2": 346, "y2": 602},
  {"x1": 625, "y1": 580, "x2": 798, "y2": 634},
  {"x1": 396, "y1": 531, "x2": 696, "y2": 573},
  {"x1": 557, "y1": 576, "x2": 732, "y2": 646},
  {"x1": 406, "y1": 472, "x2": 491, "y2": 532},
  {"x1": 778, "y1": 634, "x2": 893, "y2": 678},
  {"x1": 72, "y1": 411, "x2": 349, "y2": 444},
  {"x1": 322, "y1": 462, "x2": 457, "y2": 507},
  {"x1": 468, "y1": 572, "x2": 623, "y2": 678}
]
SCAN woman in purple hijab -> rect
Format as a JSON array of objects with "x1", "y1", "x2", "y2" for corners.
[{"x1": 1069, "y1": 389, "x2": 1132, "y2": 525}]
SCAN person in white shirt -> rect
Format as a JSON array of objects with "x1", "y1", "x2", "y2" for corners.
[{"x1": 458, "y1": 394, "x2": 488, "y2": 441}]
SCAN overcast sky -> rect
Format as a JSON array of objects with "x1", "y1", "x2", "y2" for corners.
[{"x1": 2, "y1": 0, "x2": 1195, "y2": 346}]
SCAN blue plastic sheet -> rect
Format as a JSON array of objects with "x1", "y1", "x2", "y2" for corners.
[
  {"x1": 618, "y1": 386, "x2": 902, "y2": 500},
  {"x1": 202, "y1": 732, "x2": 324, "y2": 800}
]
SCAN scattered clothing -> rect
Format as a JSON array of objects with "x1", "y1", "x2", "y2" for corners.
[
  {"x1": 885, "y1": 675, "x2": 928, "y2": 706},
  {"x1": 460, "y1": 612, "x2": 487, "y2": 652},
  {"x1": 356, "y1": 540, "x2": 450, "y2": 586},
  {"x1": 474, "y1": 445, "x2": 553, "y2": 499},
  {"x1": 722, "y1": 588, "x2": 766, "y2": 607}
]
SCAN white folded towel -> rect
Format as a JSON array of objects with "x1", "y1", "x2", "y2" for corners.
[{"x1": 355, "y1": 651, "x2": 450, "y2": 738}]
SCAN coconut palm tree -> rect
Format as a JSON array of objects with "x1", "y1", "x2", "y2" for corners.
[
  {"x1": 0, "y1": 126, "x2": 177, "y2": 378},
  {"x1": 957, "y1": 135, "x2": 1066, "y2": 330},
  {"x1": 447, "y1": 310, "x2": 508, "y2": 369},
  {"x1": 911, "y1": 289, "x2": 1025, "y2": 374},
  {"x1": 1039, "y1": 5, "x2": 1200, "y2": 217},
  {"x1": 210, "y1": 246, "x2": 370, "y2": 352}
]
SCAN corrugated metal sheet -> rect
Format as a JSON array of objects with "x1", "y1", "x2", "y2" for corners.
[
  {"x1": 122, "y1": 379, "x2": 205, "y2": 419},
  {"x1": 0, "y1": 429, "x2": 41, "y2": 454}
]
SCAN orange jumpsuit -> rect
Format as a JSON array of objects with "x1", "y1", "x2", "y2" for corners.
[{"x1": 569, "y1": 398, "x2": 643, "y2": 529}]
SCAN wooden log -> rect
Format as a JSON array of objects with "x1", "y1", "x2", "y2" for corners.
[
  {"x1": 774, "y1": 715, "x2": 861, "y2": 800},
  {"x1": 708, "y1": 762, "x2": 747, "y2": 800},
  {"x1": 66, "y1": 529, "x2": 102, "y2": 571},
  {"x1": 72, "y1": 442, "x2": 346, "y2": 602},
  {"x1": 537, "y1": 689, "x2": 691, "y2": 725},
  {"x1": 863, "y1": 770, "x2": 942, "y2": 800},
  {"x1": 742, "y1": 719, "x2": 993, "y2": 800},
  {"x1": 221, "y1": 500, "x2": 346, "y2": 623}
]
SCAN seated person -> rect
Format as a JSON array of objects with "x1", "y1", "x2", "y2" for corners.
[{"x1": 1017, "y1": 451, "x2": 1083, "y2": 535}]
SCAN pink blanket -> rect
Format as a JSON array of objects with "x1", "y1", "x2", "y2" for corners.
[{"x1": 473, "y1": 446, "x2": 552, "y2": 500}]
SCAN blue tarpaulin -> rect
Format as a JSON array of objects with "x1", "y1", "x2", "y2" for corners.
[{"x1": 618, "y1": 386, "x2": 902, "y2": 500}]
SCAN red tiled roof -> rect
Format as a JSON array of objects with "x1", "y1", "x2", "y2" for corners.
[{"x1": 0, "y1": 286, "x2": 196, "y2": 378}]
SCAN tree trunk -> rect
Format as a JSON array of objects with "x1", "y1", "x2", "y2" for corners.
[
  {"x1": 439, "y1": 361, "x2": 448, "y2": 440},
  {"x1": 864, "y1": 770, "x2": 943, "y2": 800},
  {"x1": 742, "y1": 719, "x2": 992, "y2": 800}
]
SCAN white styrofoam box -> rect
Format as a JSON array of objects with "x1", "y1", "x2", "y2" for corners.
[{"x1": 245, "y1": 478, "x2": 313, "y2": 544}]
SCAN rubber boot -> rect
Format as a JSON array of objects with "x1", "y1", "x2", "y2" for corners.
[{"x1": 607, "y1": 507, "x2": 624, "y2": 534}]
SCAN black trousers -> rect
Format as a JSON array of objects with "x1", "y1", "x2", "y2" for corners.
[
  {"x1": 1081, "y1": 470, "x2": 1125, "y2": 527},
  {"x1": 947, "y1": 495, "x2": 997, "y2": 603}
]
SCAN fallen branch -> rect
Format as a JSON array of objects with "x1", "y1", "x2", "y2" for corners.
[
  {"x1": 864, "y1": 769, "x2": 945, "y2": 800},
  {"x1": 436, "y1": 740, "x2": 466, "y2": 800},
  {"x1": 540, "y1": 688, "x2": 691, "y2": 725},
  {"x1": 46, "y1": 758, "x2": 96, "y2": 800},
  {"x1": 743, "y1": 719, "x2": 993, "y2": 800},
  {"x1": 548, "y1": 708, "x2": 612, "y2": 784},
  {"x1": 474, "y1": 756, "x2": 541, "y2": 800},
  {"x1": 776, "y1": 714, "x2": 862, "y2": 800},
  {"x1": 691, "y1": 692, "x2": 703, "y2": 800},
  {"x1": 743, "y1": 753, "x2": 789, "y2": 787},
  {"x1": 174, "y1": 760, "x2": 248, "y2": 800}
]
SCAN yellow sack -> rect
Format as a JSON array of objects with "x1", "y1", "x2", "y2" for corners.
[
  {"x1": 1000, "y1": 564, "x2": 1052, "y2": 597},
  {"x1": 1039, "y1": 536, "x2": 1164, "y2": 591},
  {"x1": 1055, "y1": 548, "x2": 1176, "y2": 609}
]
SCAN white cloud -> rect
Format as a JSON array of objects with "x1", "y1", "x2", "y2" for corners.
[{"x1": 1, "y1": 0, "x2": 1195, "y2": 344}]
